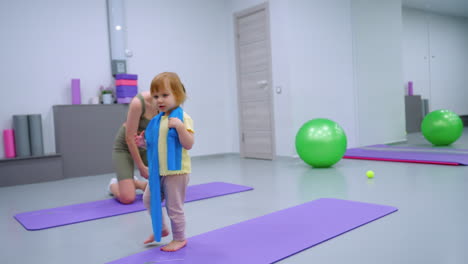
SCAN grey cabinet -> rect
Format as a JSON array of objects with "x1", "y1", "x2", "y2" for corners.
[
  {"x1": 405, "y1": 95, "x2": 423, "y2": 133},
  {"x1": 53, "y1": 104, "x2": 128, "y2": 178},
  {"x1": 0, "y1": 154, "x2": 63, "y2": 187}
]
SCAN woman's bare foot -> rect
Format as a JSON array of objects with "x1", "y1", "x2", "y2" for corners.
[
  {"x1": 134, "y1": 179, "x2": 147, "y2": 191},
  {"x1": 160, "y1": 240, "x2": 187, "y2": 252},
  {"x1": 143, "y1": 229, "x2": 170, "y2": 244}
]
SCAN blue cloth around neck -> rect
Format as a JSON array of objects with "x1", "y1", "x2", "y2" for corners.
[{"x1": 145, "y1": 106, "x2": 184, "y2": 241}]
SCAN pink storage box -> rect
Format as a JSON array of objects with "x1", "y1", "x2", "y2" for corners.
[{"x1": 115, "y1": 80, "x2": 138, "y2": 86}]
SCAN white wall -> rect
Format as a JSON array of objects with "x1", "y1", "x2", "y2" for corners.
[
  {"x1": 228, "y1": 0, "x2": 295, "y2": 156},
  {"x1": 429, "y1": 12, "x2": 468, "y2": 115},
  {"x1": 0, "y1": 0, "x2": 234, "y2": 159},
  {"x1": 268, "y1": 0, "x2": 295, "y2": 155},
  {"x1": 403, "y1": 8, "x2": 468, "y2": 115},
  {"x1": 0, "y1": 0, "x2": 112, "y2": 158},
  {"x1": 288, "y1": 0, "x2": 357, "y2": 149},
  {"x1": 228, "y1": 0, "x2": 358, "y2": 156},
  {"x1": 124, "y1": 0, "x2": 233, "y2": 156},
  {"x1": 229, "y1": 0, "x2": 406, "y2": 152},
  {"x1": 351, "y1": 0, "x2": 406, "y2": 145},
  {"x1": 402, "y1": 8, "x2": 431, "y2": 100},
  {"x1": 0, "y1": 0, "x2": 409, "y2": 160}
]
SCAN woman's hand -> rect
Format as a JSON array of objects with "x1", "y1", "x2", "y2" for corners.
[
  {"x1": 139, "y1": 165, "x2": 149, "y2": 179},
  {"x1": 134, "y1": 131, "x2": 146, "y2": 148}
]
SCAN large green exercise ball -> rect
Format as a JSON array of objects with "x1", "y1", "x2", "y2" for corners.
[
  {"x1": 295, "y1": 118, "x2": 347, "y2": 168},
  {"x1": 421, "y1": 109, "x2": 463, "y2": 146}
]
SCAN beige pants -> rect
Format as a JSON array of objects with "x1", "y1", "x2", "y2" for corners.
[{"x1": 143, "y1": 173, "x2": 190, "y2": 241}]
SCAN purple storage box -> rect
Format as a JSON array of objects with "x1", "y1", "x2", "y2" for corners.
[
  {"x1": 116, "y1": 85, "x2": 137, "y2": 92},
  {"x1": 116, "y1": 85, "x2": 138, "y2": 98},
  {"x1": 115, "y1": 73, "x2": 138, "y2": 80},
  {"x1": 117, "y1": 90, "x2": 138, "y2": 98},
  {"x1": 117, "y1": 97, "x2": 133, "y2": 104}
]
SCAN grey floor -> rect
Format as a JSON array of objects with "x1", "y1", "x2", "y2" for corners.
[{"x1": 1, "y1": 130, "x2": 468, "y2": 264}]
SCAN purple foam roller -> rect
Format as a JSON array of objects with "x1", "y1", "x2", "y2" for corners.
[
  {"x1": 71, "y1": 79, "x2": 81, "y2": 104},
  {"x1": 407, "y1": 81, "x2": 413, "y2": 96}
]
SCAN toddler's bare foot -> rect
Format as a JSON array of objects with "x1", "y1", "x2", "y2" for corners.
[
  {"x1": 143, "y1": 229, "x2": 170, "y2": 244},
  {"x1": 160, "y1": 240, "x2": 187, "y2": 252}
]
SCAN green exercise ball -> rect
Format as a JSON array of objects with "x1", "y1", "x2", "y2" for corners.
[
  {"x1": 421, "y1": 109, "x2": 463, "y2": 146},
  {"x1": 295, "y1": 118, "x2": 347, "y2": 168}
]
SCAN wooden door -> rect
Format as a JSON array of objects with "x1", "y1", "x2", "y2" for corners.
[{"x1": 234, "y1": 3, "x2": 275, "y2": 160}]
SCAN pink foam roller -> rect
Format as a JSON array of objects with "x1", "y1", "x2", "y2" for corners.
[
  {"x1": 115, "y1": 79, "x2": 138, "y2": 86},
  {"x1": 3, "y1": 129, "x2": 16, "y2": 158}
]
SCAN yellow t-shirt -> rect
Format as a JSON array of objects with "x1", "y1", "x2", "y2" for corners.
[{"x1": 158, "y1": 112, "x2": 194, "y2": 176}]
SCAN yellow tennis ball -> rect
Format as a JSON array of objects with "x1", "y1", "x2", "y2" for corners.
[{"x1": 366, "y1": 170, "x2": 375, "y2": 178}]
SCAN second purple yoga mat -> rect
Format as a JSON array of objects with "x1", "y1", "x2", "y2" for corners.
[
  {"x1": 107, "y1": 198, "x2": 397, "y2": 264},
  {"x1": 14, "y1": 182, "x2": 253, "y2": 231},
  {"x1": 344, "y1": 144, "x2": 468, "y2": 165}
]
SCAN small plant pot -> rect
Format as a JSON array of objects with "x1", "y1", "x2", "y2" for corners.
[{"x1": 102, "y1": 94, "x2": 113, "y2": 104}]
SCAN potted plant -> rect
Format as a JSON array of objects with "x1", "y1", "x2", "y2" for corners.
[{"x1": 100, "y1": 86, "x2": 114, "y2": 104}]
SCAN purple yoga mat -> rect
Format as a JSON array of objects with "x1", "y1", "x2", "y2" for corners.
[
  {"x1": 344, "y1": 144, "x2": 468, "y2": 165},
  {"x1": 14, "y1": 182, "x2": 252, "y2": 231},
  {"x1": 107, "y1": 198, "x2": 397, "y2": 264}
]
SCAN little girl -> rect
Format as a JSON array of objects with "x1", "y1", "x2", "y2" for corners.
[{"x1": 135, "y1": 72, "x2": 194, "y2": 252}]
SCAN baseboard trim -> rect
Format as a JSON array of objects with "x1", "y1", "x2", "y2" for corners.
[{"x1": 191, "y1": 153, "x2": 239, "y2": 160}]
